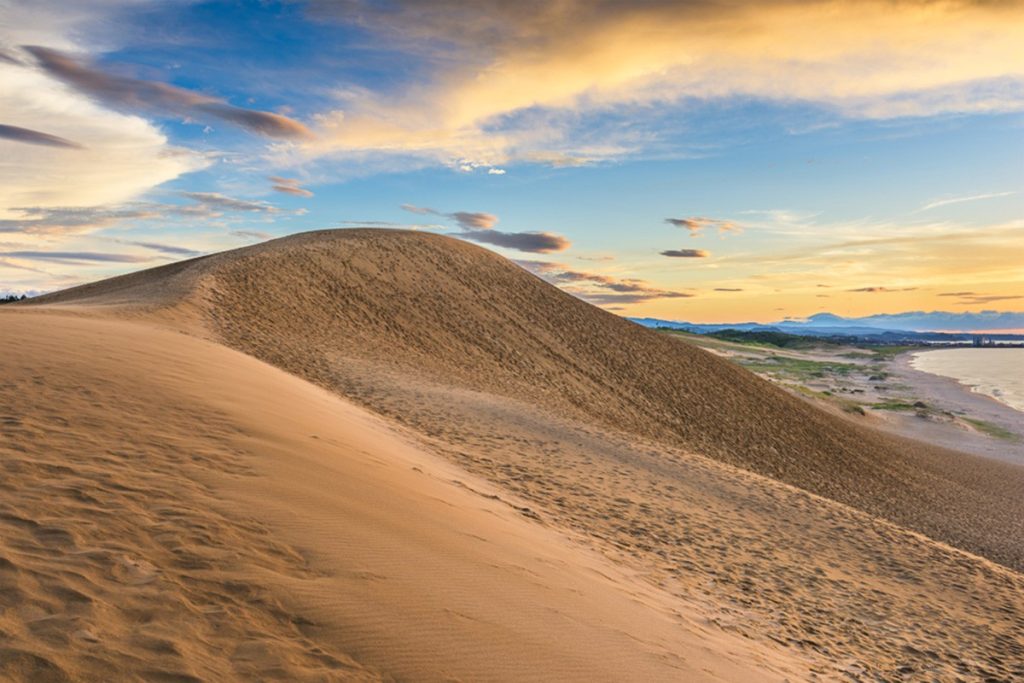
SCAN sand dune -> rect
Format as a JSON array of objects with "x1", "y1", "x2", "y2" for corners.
[
  {"x1": 7, "y1": 228, "x2": 1024, "y2": 680},
  {"x1": 34, "y1": 229, "x2": 1024, "y2": 569},
  {"x1": 0, "y1": 312, "x2": 808, "y2": 681}
]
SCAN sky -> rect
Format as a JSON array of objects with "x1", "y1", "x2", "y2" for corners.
[{"x1": 1, "y1": 0, "x2": 1022, "y2": 328}]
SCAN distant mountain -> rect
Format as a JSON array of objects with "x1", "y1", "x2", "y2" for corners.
[
  {"x1": 801, "y1": 310, "x2": 1024, "y2": 332},
  {"x1": 631, "y1": 310, "x2": 1024, "y2": 341}
]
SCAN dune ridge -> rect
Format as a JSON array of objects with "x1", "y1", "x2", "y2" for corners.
[
  {"x1": 12, "y1": 228, "x2": 1024, "y2": 680},
  {"x1": 34, "y1": 229, "x2": 1024, "y2": 569}
]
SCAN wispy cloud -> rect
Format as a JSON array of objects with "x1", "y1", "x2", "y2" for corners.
[
  {"x1": 180, "y1": 192, "x2": 278, "y2": 213},
  {"x1": 0, "y1": 123, "x2": 83, "y2": 149},
  {"x1": 517, "y1": 259, "x2": 690, "y2": 304},
  {"x1": 665, "y1": 217, "x2": 741, "y2": 238},
  {"x1": 401, "y1": 203, "x2": 570, "y2": 253},
  {"x1": 110, "y1": 239, "x2": 201, "y2": 257},
  {"x1": 269, "y1": 176, "x2": 314, "y2": 197},
  {"x1": 230, "y1": 229, "x2": 273, "y2": 241},
  {"x1": 948, "y1": 293, "x2": 1023, "y2": 306},
  {"x1": 661, "y1": 248, "x2": 710, "y2": 258},
  {"x1": 917, "y1": 191, "x2": 1016, "y2": 212},
  {"x1": 847, "y1": 286, "x2": 917, "y2": 293},
  {"x1": 0, "y1": 205, "x2": 160, "y2": 235},
  {"x1": 26, "y1": 47, "x2": 311, "y2": 140},
  {"x1": 0, "y1": 250, "x2": 152, "y2": 264}
]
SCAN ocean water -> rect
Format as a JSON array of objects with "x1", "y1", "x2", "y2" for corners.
[{"x1": 911, "y1": 348, "x2": 1024, "y2": 413}]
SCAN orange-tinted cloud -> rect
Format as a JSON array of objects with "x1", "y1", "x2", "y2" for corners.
[
  {"x1": 306, "y1": 1, "x2": 1024, "y2": 165},
  {"x1": 666, "y1": 217, "x2": 741, "y2": 237}
]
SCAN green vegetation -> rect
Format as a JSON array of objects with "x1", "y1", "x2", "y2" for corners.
[
  {"x1": 790, "y1": 385, "x2": 866, "y2": 414},
  {"x1": 0, "y1": 294, "x2": 27, "y2": 305},
  {"x1": 871, "y1": 400, "x2": 920, "y2": 412},
  {"x1": 963, "y1": 418, "x2": 1019, "y2": 442},
  {"x1": 704, "y1": 329, "x2": 836, "y2": 349},
  {"x1": 738, "y1": 356, "x2": 860, "y2": 381}
]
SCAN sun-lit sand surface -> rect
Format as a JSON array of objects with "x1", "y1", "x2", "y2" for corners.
[{"x1": 3, "y1": 229, "x2": 1023, "y2": 681}]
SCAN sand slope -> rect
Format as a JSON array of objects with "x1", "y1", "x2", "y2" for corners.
[
  {"x1": 0, "y1": 312, "x2": 808, "y2": 681},
  {"x1": 10, "y1": 228, "x2": 1024, "y2": 680},
  {"x1": 33, "y1": 229, "x2": 1024, "y2": 569}
]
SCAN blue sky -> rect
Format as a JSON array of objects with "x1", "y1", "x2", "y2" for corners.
[{"x1": 1, "y1": 0, "x2": 1022, "y2": 327}]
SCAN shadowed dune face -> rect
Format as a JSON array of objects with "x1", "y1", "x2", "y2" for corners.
[{"x1": 36, "y1": 229, "x2": 1024, "y2": 569}]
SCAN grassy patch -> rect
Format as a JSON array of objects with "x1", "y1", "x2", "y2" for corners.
[
  {"x1": 704, "y1": 329, "x2": 838, "y2": 350},
  {"x1": 789, "y1": 385, "x2": 866, "y2": 414},
  {"x1": 963, "y1": 418, "x2": 1019, "y2": 442},
  {"x1": 738, "y1": 356, "x2": 860, "y2": 381},
  {"x1": 871, "y1": 401, "x2": 920, "y2": 411}
]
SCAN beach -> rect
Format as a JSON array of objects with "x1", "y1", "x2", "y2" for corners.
[{"x1": 911, "y1": 348, "x2": 1024, "y2": 412}]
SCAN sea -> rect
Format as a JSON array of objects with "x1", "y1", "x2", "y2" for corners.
[{"x1": 910, "y1": 348, "x2": 1024, "y2": 413}]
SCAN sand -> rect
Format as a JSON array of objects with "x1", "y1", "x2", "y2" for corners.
[
  {"x1": 5, "y1": 228, "x2": 1024, "y2": 680},
  {"x1": 0, "y1": 312, "x2": 807, "y2": 682}
]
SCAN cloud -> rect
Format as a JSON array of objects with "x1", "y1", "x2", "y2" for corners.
[
  {"x1": 400, "y1": 204, "x2": 438, "y2": 216},
  {"x1": 516, "y1": 259, "x2": 690, "y2": 304},
  {"x1": 661, "y1": 248, "x2": 710, "y2": 258},
  {"x1": 938, "y1": 291, "x2": 976, "y2": 297},
  {"x1": 180, "y1": 192, "x2": 277, "y2": 213},
  {"x1": 457, "y1": 229, "x2": 569, "y2": 253},
  {"x1": 449, "y1": 211, "x2": 498, "y2": 230},
  {"x1": 0, "y1": 250, "x2": 151, "y2": 264},
  {"x1": 0, "y1": 123, "x2": 83, "y2": 149},
  {"x1": 918, "y1": 191, "x2": 1017, "y2": 212},
  {"x1": 111, "y1": 239, "x2": 201, "y2": 257},
  {"x1": 0, "y1": 48, "x2": 23, "y2": 66},
  {"x1": 1, "y1": 58, "x2": 206, "y2": 217},
  {"x1": 0, "y1": 205, "x2": 160, "y2": 235},
  {"x1": 400, "y1": 204, "x2": 497, "y2": 229},
  {"x1": 0, "y1": 190, "x2": 287, "y2": 236},
  {"x1": 714, "y1": 287, "x2": 743, "y2": 292},
  {"x1": 304, "y1": 0, "x2": 1024, "y2": 168},
  {"x1": 665, "y1": 217, "x2": 741, "y2": 238},
  {"x1": 950, "y1": 294, "x2": 1023, "y2": 306},
  {"x1": 25, "y1": 47, "x2": 311, "y2": 140},
  {"x1": 848, "y1": 286, "x2": 917, "y2": 293},
  {"x1": 487, "y1": 168, "x2": 506, "y2": 175},
  {"x1": 230, "y1": 230, "x2": 273, "y2": 241},
  {"x1": 399, "y1": 203, "x2": 569, "y2": 252},
  {"x1": 269, "y1": 176, "x2": 314, "y2": 198}
]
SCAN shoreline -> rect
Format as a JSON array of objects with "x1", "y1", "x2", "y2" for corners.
[
  {"x1": 908, "y1": 348, "x2": 1024, "y2": 414},
  {"x1": 884, "y1": 351, "x2": 1024, "y2": 465}
]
